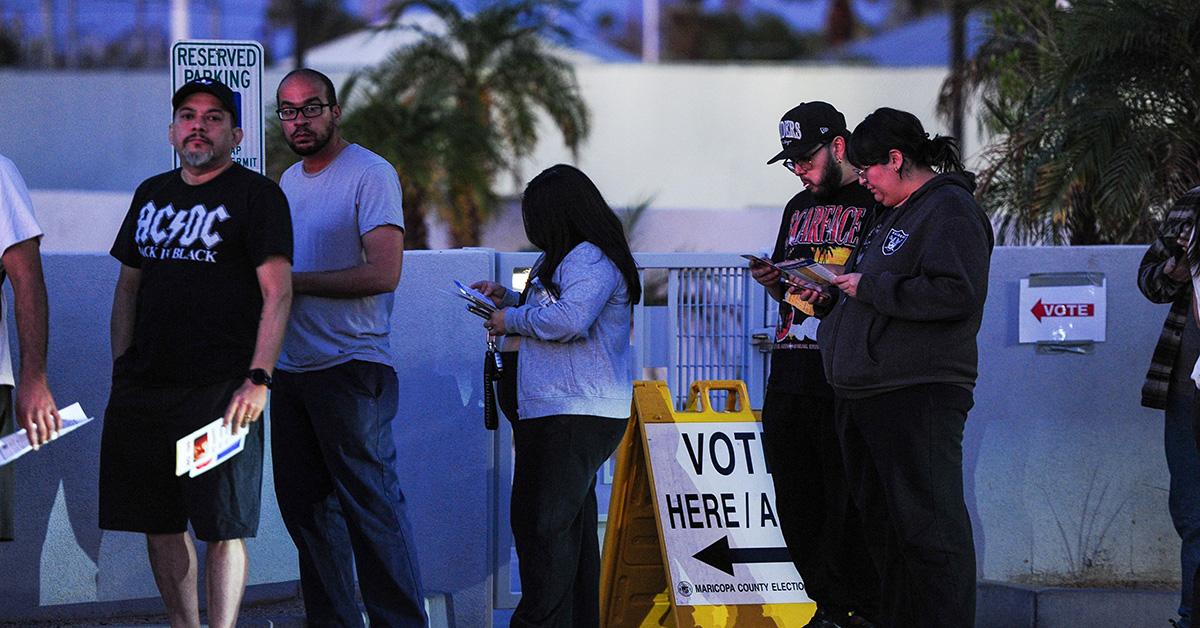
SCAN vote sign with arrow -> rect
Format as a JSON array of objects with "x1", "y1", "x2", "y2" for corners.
[
  {"x1": 643, "y1": 421, "x2": 811, "y2": 606},
  {"x1": 1017, "y1": 277, "x2": 1106, "y2": 343}
]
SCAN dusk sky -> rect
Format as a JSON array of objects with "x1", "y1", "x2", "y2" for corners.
[{"x1": 0, "y1": 0, "x2": 899, "y2": 61}]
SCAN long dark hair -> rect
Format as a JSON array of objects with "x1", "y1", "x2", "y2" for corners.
[
  {"x1": 847, "y1": 107, "x2": 965, "y2": 175},
  {"x1": 521, "y1": 164, "x2": 642, "y2": 306}
]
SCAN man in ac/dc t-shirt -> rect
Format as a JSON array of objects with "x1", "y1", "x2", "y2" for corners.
[
  {"x1": 99, "y1": 78, "x2": 292, "y2": 628},
  {"x1": 751, "y1": 101, "x2": 879, "y2": 628}
]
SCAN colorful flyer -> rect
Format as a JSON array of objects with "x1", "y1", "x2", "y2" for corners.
[{"x1": 175, "y1": 417, "x2": 246, "y2": 477}]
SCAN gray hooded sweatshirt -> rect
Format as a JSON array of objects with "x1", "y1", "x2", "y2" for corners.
[{"x1": 502, "y1": 242, "x2": 633, "y2": 419}]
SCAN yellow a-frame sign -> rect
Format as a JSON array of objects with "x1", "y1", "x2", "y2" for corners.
[{"x1": 599, "y1": 380, "x2": 815, "y2": 627}]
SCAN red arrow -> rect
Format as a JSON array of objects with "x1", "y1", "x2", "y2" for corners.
[
  {"x1": 1031, "y1": 299, "x2": 1094, "y2": 322},
  {"x1": 1031, "y1": 298, "x2": 1047, "y2": 322}
]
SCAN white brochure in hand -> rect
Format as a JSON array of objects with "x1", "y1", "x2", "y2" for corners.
[
  {"x1": 0, "y1": 403, "x2": 94, "y2": 467},
  {"x1": 175, "y1": 417, "x2": 246, "y2": 478}
]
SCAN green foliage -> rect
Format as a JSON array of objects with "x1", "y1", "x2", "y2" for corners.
[
  {"x1": 340, "y1": 0, "x2": 590, "y2": 248},
  {"x1": 264, "y1": 116, "x2": 299, "y2": 183},
  {"x1": 943, "y1": 0, "x2": 1200, "y2": 244}
]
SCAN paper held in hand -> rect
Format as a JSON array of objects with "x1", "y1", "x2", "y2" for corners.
[
  {"x1": 175, "y1": 417, "x2": 246, "y2": 478},
  {"x1": 776, "y1": 258, "x2": 838, "y2": 286},
  {"x1": 742, "y1": 254, "x2": 837, "y2": 290},
  {"x1": 450, "y1": 279, "x2": 498, "y2": 320},
  {"x1": 0, "y1": 402, "x2": 94, "y2": 467}
]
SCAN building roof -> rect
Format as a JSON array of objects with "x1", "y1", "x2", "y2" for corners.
[
  {"x1": 836, "y1": 10, "x2": 989, "y2": 66},
  {"x1": 275, "y1": 9, "x2": 635, "y2": 73}
]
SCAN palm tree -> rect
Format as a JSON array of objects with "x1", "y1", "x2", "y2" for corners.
[
  {"x1": 337, "y1": 83, "x2": 444, "y2": 249},
  {"x1": 344, "y1": 0, "x2": 590, "y2": 248},
  {"x1": 940, "y1": 0, "x2": 1200, "y2": 244},
  {"x1": 267, "y1": 0, "x2": 366, "y2": 68}
]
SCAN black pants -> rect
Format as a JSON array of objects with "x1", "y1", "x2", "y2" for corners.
[
  {"x1": 271, "y1": 361, "x2": 426, "y2": 628},
  {"x1": 760, "y1": 390, "x2": 879, "y2": 620},
  {"x1": 836, "y1": 384, "x2": 976, "y2": 628},
  {"x1": 509, "y1": 414, "x2": 628, "y2": 628}
]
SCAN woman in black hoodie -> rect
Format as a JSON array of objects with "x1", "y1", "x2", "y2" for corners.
[{"x1": 813, "y1": 108, "x2": 994, "y2": 628}]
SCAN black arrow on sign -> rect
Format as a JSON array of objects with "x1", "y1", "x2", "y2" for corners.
[{"x1": 692, "y1": 535, "x2": 792, "y2": 577}]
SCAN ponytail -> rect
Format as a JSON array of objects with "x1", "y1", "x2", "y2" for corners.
[{"x1": 924, "y1": 135, "x2": 965, "y2": 173}]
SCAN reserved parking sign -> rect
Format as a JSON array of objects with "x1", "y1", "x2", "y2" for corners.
[{"x1": 170, "y1": 40, "x2": 265, "y2": 175}]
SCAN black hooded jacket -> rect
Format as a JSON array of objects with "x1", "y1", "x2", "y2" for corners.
[{"x1": 816, "y1": 172, "x2": 994, "y2": 398}]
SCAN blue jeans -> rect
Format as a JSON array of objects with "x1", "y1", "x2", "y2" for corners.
[
  {"x1": 271, "y1": 360, "x2": 426, "y2": 628},
  {"x1": 1167, "y1": 382, "x2": 1200, "y2": 628}
]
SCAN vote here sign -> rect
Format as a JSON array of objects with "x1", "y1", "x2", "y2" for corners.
[
  {"x1": 171, "y1": 40, "x2": 265, "y2": 175},
  {"x1": 643, "y1": 421, "x2": 810, "y2": 607}
]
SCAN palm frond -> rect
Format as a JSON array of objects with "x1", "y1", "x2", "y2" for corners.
[{"x1": 940, "y1": 0, "x2": 1200, "y2": 244}]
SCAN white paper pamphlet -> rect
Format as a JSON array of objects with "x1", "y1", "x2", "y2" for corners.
[
  {"x1": 174, "y1": 417, "x2": 246, "y2": 478},
  {"x1": 0, "y1": 402, "x2": 94, "y2": 467}
]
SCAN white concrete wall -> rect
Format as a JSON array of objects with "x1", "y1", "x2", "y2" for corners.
[
  {"x1": 519, "y1": 64, "x2": 983, "y2": 211},
  {"x1": 3, "y1": 64, "x2": 978, "y2": 252}
]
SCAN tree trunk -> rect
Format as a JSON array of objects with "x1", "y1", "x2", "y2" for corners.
[
  {"x1": 825, "y1": 0, "x2": 855, "y2": 47},
  {"x1": 447, "y1": 192, "x2": 482, "y2": 248},
  {"x1": 292, "y1": 0, "x2": 306, "y2": 68},
  {"x1": 402, "y1": 184, "x2": 431, "y2": 250},
  {"x1": 949, "y1": 0, "x2": 967, "y2": 142}
]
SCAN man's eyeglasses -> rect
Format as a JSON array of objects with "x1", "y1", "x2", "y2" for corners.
[
  {"x1": 782, "y1": 143, "x2": 827, "y2": 172},
  {"x1": 276, "y1": 103, "x2": 333, "y2": 121}
]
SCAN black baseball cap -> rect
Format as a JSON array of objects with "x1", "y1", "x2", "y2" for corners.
[
  {"x1": 766, "y1": 101, "x2": 847, "y2": 164},
  {"x1": 172, "y1": 78, "x2": 239, "y2": 127}
]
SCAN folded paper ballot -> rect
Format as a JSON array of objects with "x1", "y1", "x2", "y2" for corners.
[
  {"x1": 175, "y1": 417, "x2": 246, "y2": 478},
  {"x1": 0, "y1": 403, "x2": 94, "y2": 467}
]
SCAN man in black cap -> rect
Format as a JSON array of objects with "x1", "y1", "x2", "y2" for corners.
[
  {"x1": 98, "y1": 78, "x2": 293, "y2": 627},
  {"x1": 750, "y1": 101, "x2": 879, "y2": 628}
]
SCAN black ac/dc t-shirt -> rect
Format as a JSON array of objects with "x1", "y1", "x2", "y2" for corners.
[
  {"x1": 110, "y1": 164, "x2": 293, "y2": 387},
  {"x1": 767, "y1": 183, "x2": 874, "y2": 396}
]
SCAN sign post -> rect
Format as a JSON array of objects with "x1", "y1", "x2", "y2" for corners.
[
  {"x1": 600, "y1": 380, "x2": 814, "y2": 627},
  {"x1": 170, "y1": 39, "x2": 265, "y2": 175}
]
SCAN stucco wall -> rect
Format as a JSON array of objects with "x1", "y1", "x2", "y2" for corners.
[{"x1": 973, "y1": 246, "x2": 1172, "y2": 583}]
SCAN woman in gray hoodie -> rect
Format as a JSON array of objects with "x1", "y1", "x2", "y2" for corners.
[
  {"x1": 810, "y1": 108, "x2": 993, "y2": 628},
  {"x1": 473, "y1": 164, "x2": 641, "y2": 628}
]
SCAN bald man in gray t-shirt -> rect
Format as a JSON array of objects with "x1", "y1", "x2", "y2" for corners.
[{"x1": 270, "y1": 68, "x2": 425, "y2": 628}]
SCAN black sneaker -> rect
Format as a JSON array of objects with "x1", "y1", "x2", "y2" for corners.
[{"x1": 803, "y1": 607, "x2": 846, "y2": 628}]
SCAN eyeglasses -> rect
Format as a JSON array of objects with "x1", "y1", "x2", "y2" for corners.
[
  {"x1": 782, "y1": 143, "x2": 827, "y2": 173},
  {"x1": 276, "y1": 103, "x2": 333, "y2": 121},
  {"x1": 852, "y1": 163, "x2": 881, "y2": 179}
]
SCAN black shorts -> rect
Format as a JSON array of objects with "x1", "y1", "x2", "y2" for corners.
[{"x1": 99, "y1": 371, "x2": 263, "y2": 541}]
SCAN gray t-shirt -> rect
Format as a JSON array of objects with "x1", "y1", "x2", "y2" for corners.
[
  {"x1": 0, "y1": 155, "x2": 44, "y2": 387},
  {"x1": 0, "y1": 154, "x2": 42, "y2": 542},
  {"x1": 277, "y1": 144, "x2": 405, "y2": 372}
]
